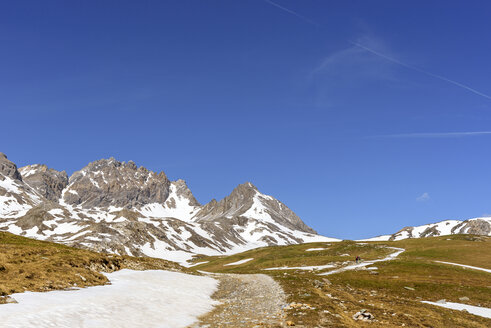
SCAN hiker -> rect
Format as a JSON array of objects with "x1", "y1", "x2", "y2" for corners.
[{"x1": 355, "y1": 256, "x2": 360, "y2": 263}]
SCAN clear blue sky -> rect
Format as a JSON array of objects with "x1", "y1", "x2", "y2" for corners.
[{"x1": 1, "y1": 1, "x2": 490, "y2": 239}]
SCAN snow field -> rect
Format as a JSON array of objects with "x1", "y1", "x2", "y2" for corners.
[
  {"x1": 0, "y1": 269, "x2": 218, "y2": 328},
  {"x1": 422, "y1": 301, "x2": 491, "y2": 319}
]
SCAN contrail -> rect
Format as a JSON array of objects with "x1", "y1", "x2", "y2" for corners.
[
  {"x1": 372, "y1": 131, "x2": 491, "y2": 138},
  {"x1": 350, "y1": 41, "x2": 491, "y2": 100},
  {"x1": 263, "y1": 0, "x2": 320, "y2": 27},
  {"x1": 263, "y1": 0, "x2": 491, "y2": 101}
]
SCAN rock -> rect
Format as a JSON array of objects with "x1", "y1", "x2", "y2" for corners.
[
  {"x1": 286, "y1": 321, "x2": 295, "y2": 326},
  {"x1": 352, "y1": 309, "x2": 374, "y2": 321},
  {"x1": 436, "y1": 299, "x2": 446, "y2": 304},
  {"x1": 459, "y1": 296, "x2": 470, "y2": 301},
  {"x1": 76, "y1": 273, "x2": 87, "y2": 282},
  {"x1": 4, "y1": 296, "x2": 18, "y2": 304},
  {"x1": 284, "y1": 302, "x2": 315, "y2": 310},
  {"x1": 0, "y1": 153, "x2": 22, "y2": 181},
  {"x1": 322, "y1": 278, "x2": 332, "y2": 285},
  {"x1": 404, "y1": 286, "x2": 415, "y2": 291}
]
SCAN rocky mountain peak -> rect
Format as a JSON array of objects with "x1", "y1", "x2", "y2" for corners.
[
  {"x1": 193, "y1": 183, "x2": 257, "y2": 222},
  {"x1": 19, "y1": 164, "x2": 68, "y2": 202},
  {"x1": 63, "y1": 157, "x2": 171, "y2": 209},
  {"x1": 0, "y1": 153, "x2": 22, "y2": 181},
  {"x1": 226, "y1": 182, "x2": 258, "y2": 202},
  {"x1": 172, "y1": 179, "x2": 200, "y2": 207},
  {"x1": 191, "y1": 181, "x2": 315, "y2": 234},
  {"x1": 238, "y1": 182, "x2": 258, "y2": 190}
]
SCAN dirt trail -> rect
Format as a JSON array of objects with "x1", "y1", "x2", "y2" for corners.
[{"x1": 190, "y1": 273, "x2": 287, "y2": 328}]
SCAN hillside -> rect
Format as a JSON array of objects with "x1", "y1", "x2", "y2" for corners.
[
  {"x1": 0, "y1": 231, "x2": 184, "y2": 304},
  {"x1": 190, "y1": 235, "x2": 491, "y2": 327}
]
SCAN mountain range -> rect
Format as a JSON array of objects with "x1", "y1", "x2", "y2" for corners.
[
  {"x1": 1, "y1": 152, "x2": 490, "y2": 264},
  {"x1": 0, "y1": 153, "x2": 335, "y2": 264}
]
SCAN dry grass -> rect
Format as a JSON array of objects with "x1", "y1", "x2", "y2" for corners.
[
  {"x1": 191, "y1": 240, "x2": 392, "y2": 273},
  {"x1": 192, "y1": 235, "x2": 491, "y2": 327},
  {"x1": 0, "y1": 231, "x2": 185, "y2": 303}
]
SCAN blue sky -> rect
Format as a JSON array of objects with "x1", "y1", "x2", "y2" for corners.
[{"x1": 1, "y1": 1, "x2": 490, "y2": 239}]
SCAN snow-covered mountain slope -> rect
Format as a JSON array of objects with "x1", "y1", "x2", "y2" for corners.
[
  {"x1": 0, "y1": 154, "x2": 43, "y2": 219},
  {"x1": 0, "y1": 154, "x2": 336, "y2": 265},
  {"x1": 360, "y1": 217, "x2": 491, "y2": 241}
]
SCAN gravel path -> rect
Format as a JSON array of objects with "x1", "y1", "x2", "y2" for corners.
[{"x1": 190, "y1": 273, "x2": 287, "y2": 328}]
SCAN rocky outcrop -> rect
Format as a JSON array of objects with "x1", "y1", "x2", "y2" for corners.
[
  {"x1": 19, "y1": 164, "x2": 68, "y2": 202},
  {"x1": 352, "y1": 309, "x2": 374, "y2": 321},
  {"x1": 452, "y1": 219, "x2": 491, "y2": 236},
  {"x1": 0, "y1": 153, "x2": 22, "y2": 181},
  {"x1": 385, "y1": 218, "x2": 491, "y2": 241}
]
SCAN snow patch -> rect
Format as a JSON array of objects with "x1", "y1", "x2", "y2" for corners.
[
  {"x1": 434, "y1": 261, "x2": 491, "y2": 273},
  {"x1": 223, "y1": 258, "x2": 254, "y2": 266},
  {"x1": 264, "y1": 263, "x2": 335, "y2": 271},
  {"x1": 0, "y1": 269, "x2": 219, "y2": 328},
  {"x1": 422, "y1": 300, "x2": 491, "y2": 319},
  {"x1": 356, "y1": 235, "x2": 391, "y2": 242}
]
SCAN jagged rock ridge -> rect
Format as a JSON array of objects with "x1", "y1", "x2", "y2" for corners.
[{"x1": 0, "y1": 154, "x2": 336, "y2": 265}]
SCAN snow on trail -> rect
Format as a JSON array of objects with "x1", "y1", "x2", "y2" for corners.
[
  {"x1": 224, "y1": 258, "x2": 254, "y2": 266},
  {"x1": 0, "y1": 269, "x2": 218, "y2": 328},
  {"x1": 434, "y1": 261, "x2": 491, "y2": 273},
  {"x1": 318, "y1": 247, "x2": 405, "y2": 276},
  {"x1": 263, "y1": 263, "x2": 335, "y2": 271},
  {"x1": 422, "y1": 301, "x2": 491, "y2": 319}
]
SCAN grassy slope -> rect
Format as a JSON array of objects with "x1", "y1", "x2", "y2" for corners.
[
  {"x1": 0, "y1": 231, "x2": 185, "y2": 303},
  {"x1": 191, "y1": 235, "x2": 491, "y2": 327}
]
